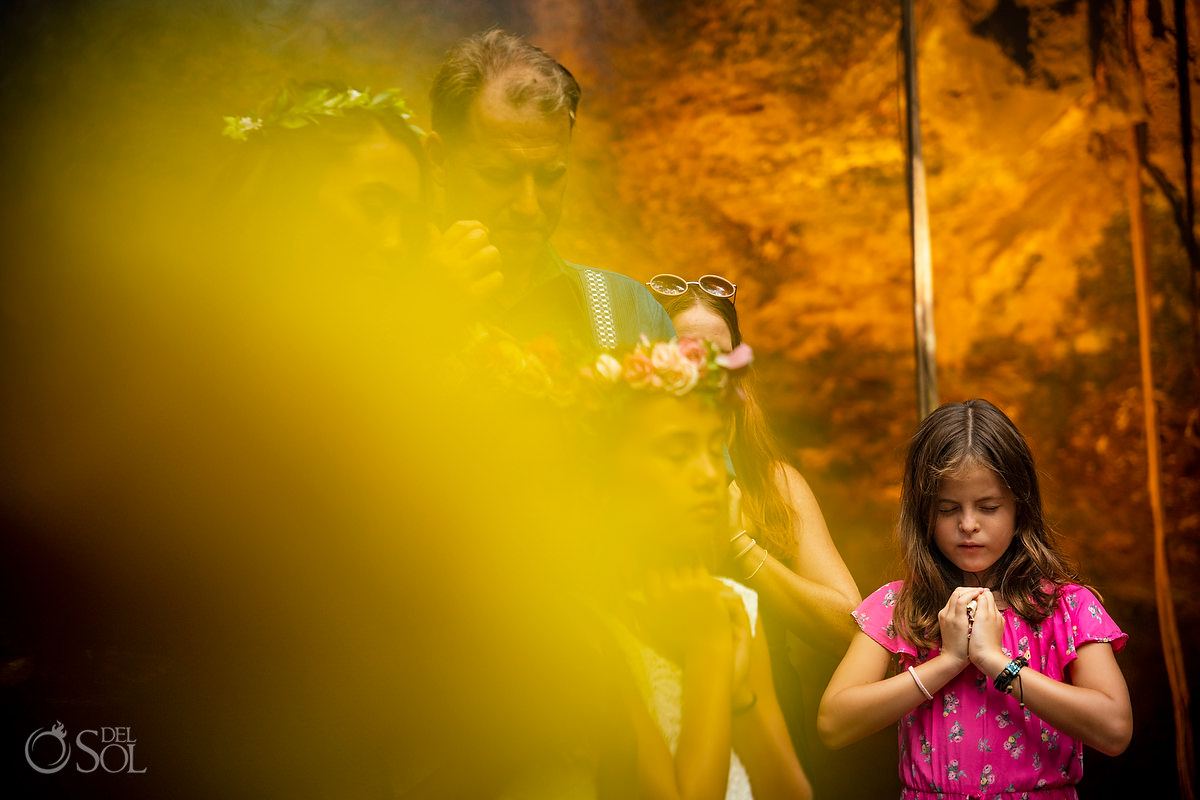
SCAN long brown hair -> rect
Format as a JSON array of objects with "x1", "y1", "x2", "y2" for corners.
[
  {"x1": 895, "y1": 399, "x2": 1078, "y2": 651},
  {"x1": 656, "y1": 287, "x2": 798, "y2": 562}
]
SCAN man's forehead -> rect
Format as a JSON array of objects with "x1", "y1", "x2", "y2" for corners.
[{"x1": 459, "y1": 76, "x2": 572, "y2": 149}]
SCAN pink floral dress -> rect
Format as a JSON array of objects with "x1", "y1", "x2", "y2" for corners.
[{"x1": 854, "y1": 582, "x2": 1127, "y2": 800}]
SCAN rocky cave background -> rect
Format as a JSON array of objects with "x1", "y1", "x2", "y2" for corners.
[{"x1": 1, "y1": 0, "x2": 1197, "y2": 797}]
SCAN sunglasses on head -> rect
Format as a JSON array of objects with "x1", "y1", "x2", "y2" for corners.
[{"x1": 646, "y1": 273, "x2": 737, "y2": 303}]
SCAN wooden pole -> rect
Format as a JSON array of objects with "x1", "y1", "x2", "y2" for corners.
[
  {"x1": 1124, "y1": 3, "x2": 1195, "y2": 795},
  {"x1": 1174, "y1": 0, "x2": 1200, "y2": 350},
  {"x1": 1128, "y1": 120, "x2": 1195, "y2": 800},
  {"x1": 902, "y1": 0, "x2": 938, "y2": 420}
]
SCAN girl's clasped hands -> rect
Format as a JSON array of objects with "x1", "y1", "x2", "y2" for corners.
[{"x1": 938, "y1": 586, "x2": 1005, "y2": 673}]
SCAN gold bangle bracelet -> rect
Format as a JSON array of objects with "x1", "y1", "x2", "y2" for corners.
[
  {"x1": 743, "y1": 548, "x2": 769, "y2": 581},
  {"x1": 733, "y1": 538, "x2": 757, "y2": 560}
]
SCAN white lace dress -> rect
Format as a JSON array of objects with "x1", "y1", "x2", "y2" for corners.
[
  {"x1": 498, "y1": 579, "x2": 760, "y2": 800},
  {"x1": 631, "y1": 577, "x2": 758, "y2": 800}
]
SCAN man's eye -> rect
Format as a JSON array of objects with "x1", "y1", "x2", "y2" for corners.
[
  {"x1": 537, "y1": 167, "x2": 566, "y2": 185},
  {"x1": 480, "y1": 167, "x2": 516, "y2": 184}
]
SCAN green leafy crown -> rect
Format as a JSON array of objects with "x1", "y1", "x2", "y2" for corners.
[{"x1": 222, "y1": 84, "x2": 424, "y2": 142}]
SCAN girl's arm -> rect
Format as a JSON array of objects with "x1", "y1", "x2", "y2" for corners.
[
  {"x1": 733, "y1": 464, "x2": 861, "y2": 652},
  {"x1": 629, "y1": 568, "x2": 737, "y2": 800},
  {"x1": 731, "y1": 616, "x2": 812, "y2": 800},
  {"x1": 623, "y1": 638, "x2": 737, "y2": 800},
  {"x1": 818, "y1": 587, "x2": 982, "y2": 749},
  {"x1": 968, "y1": 590, "x2": 1133, "y2": 756}
]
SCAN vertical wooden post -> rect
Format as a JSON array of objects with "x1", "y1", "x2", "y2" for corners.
[
  {"x1": 1126, "y1": 2, "x2": 1195, "y2": 792},
  {"x1": 902, "y1": 0, "x2": 938, "y2": 420},
  {"x1": 1173, "y1": 0, "x2": 1200, "y2": 348},
  {"x1": 1128, "y1": 120, "x2": 1195, "y2": 800}
]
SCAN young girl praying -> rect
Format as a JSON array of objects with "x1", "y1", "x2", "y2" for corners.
[{"x1": 818, "y1": 399, "x2": 1131, "y2": 799}]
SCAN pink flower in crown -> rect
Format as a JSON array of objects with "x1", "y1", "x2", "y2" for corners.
[
  {"x1": 715, "y1": 342, "x2": 753, "y2": 370},
  {"x1": 664, "y1": 365, "x2": 701, "y2": 395},
  {"x1": 649, "y1": 341, "x2": 679, "y2": 370},
  {"x1": 594, "y1": 353, "x2": 623, "y2": 382},
  {"x1": 650, "y1": 342, "x2": 700, "y2": 396},
  {"x1": 675, "y1": 337, "x2": 709, "y2": 371},
  {"x1": 476, "y1": 336, "x2": 527, "y2": 380},
  {"x1": 623, "y1": 349, "x2": 662, "y2": 389},
  {"x1": 513, "y1": 352, "x2": 552, "y2": 398},
  {"x1": 526, "y1": 335, "x2": 563, "y2": 374}
]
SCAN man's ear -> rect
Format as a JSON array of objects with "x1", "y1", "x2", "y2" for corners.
[{"x1": 424, "y1": 131, "x2": 448, "y2": 187}]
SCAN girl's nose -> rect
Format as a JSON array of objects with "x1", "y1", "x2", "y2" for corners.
[
  {"x1": 695, "y1": 450, "x2": 721, "y2": 487},
  {"x1": 959, "y1": 512, "x2": 980, "y2": 533}
]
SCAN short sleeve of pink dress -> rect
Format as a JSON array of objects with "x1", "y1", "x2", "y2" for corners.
[{"x1": 852, "y1": 582, "x2": 1126, "y2": 800}]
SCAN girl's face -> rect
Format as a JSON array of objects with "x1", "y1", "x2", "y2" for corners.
[
  {"x1": 932, "y1": 461, "x2": 1017, "y2": 584},
  {"x1": 612, "y1": 394, "x2": 728, "y2": 563},
  {"x1": 671, "y1": 304, "x2": 733, "y2": 353}
]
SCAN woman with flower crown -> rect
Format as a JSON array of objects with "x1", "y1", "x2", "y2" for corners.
[{"x1": 561, "y1": 336, "x2": 812, "y2": 800}]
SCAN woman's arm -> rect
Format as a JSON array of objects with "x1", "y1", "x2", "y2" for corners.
[
  {"x1": 733, "y1": 464, "x2": 861, "y2": 652},
  {"x1": 968, "y1": 591, "x2": 1132, "y2": 756},
  {"x1": 818, "y1": 588, "x2": 979, "y2": 749},
  {"x1": 731, "y1": 618, "x2": 812, "y2": 800}
]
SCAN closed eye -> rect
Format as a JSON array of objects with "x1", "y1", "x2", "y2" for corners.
[
  {"x1": 536, "y1": 166, "x2": 567, "y2": 185},
  {"x1": 355, "y1": 183, "x2": 404, "y2": 222},
  {"x1": 657, "y1": 432, "x2": 693, "y2": 464}
]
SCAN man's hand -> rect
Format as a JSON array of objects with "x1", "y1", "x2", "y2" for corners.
[{"x1": 427, "y1": 221, "x2": 504, "y2": 303}]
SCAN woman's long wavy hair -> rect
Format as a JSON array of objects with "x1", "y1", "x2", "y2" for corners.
[
  {"x1": 895, "y1": 399, "x2": 1079, "y2": 651},
  {"x1": 655, "y1": 287, "x2": 798, "y2": 563}
]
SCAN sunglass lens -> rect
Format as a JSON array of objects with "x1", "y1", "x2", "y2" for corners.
[
  {"x1": 648, "y1": 274, "x2": 687, "y2": 295},
  {"x1": 698, "y1": 275, "x2": 735, "y2": 298}
]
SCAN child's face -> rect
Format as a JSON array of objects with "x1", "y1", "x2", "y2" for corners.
[{"x1": 933, "y1": 461, "x2": 1017, "y2": 584}]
